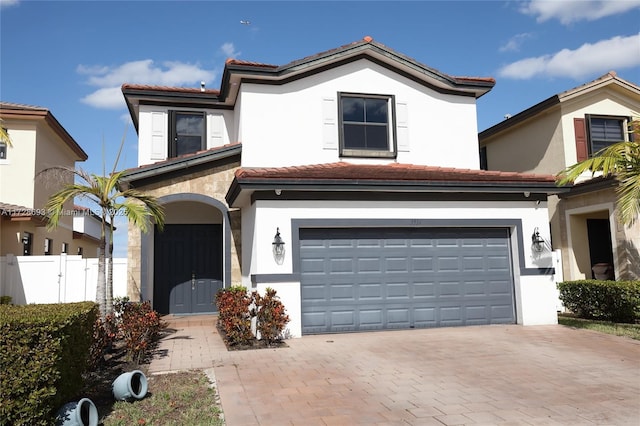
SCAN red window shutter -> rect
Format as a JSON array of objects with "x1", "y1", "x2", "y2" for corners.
[{"x1": 574, "y1": 118, "x2": 588, "y2": 162}]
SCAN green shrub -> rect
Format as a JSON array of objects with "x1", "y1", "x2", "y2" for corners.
[
  {"x1": 557, "y1": 280, "x2": 640, "y2": 323},
  {"x1": 216, "y1": 286, "x2": 254, "y2": 346},
  {"x1": 0, "y1": 296, "x2": 11, "y2": 305},
  {"x1": 0, "y1": 302, "x2": 98, "y2": 425}
]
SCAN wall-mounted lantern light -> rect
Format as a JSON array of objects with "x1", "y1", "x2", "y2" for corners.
[
  {"x1": 531, "y1": 227, "x2": 545, "y2": 253},
  {"x1": 21, "y1": 233, "x2": 30, "y2": 246},
  {"x1": 272, "y1": 228, "x2": 285, "y2": 264}
]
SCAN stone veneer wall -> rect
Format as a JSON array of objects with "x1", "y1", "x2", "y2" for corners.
[
  {"x1": 556, "y1": 187, "x2": 640, "y2": 281},
  {"x1": 126, "y1": 159, "x2": 242, "y2": 301}
]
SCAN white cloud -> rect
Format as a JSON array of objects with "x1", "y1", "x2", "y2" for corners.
[
  {"x1": 498, "y1": 33, "x2": 640, "y2": 80},
  {"x1": 221, "y1": 42, "x2": 241, "y2": 59},
  {"x1": 0, "y1": 0, "x2": 20, "y2": 9},
  {"x1": 78, "y1": 59, "x2": 216, "y2": 109},
  {"x1": 521, "y1": 0, "x2": 640, "y2": 25},
  {"x1": 499, "y1": 33, "x2": 533, "y2": 53}
]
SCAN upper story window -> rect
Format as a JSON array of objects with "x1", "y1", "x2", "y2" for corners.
[
  {"x1": 586, "y1": 115, "x2": 628, "y2": 155},
  {"x1": 339, "y1": 93, "x2": 396, "y2": 158},
  {"x1": 169, "y1": 111, "x2": 205, "y2": 158}
]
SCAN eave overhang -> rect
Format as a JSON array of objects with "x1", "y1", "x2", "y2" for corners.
[
  {"x1": 557, "y1": 175, "x2": 618, "y2": 199},
  {"x1": 120, "y1": 143, "x2": 242, "y2": 187},
  {"x1": 226, "y1": 163, "x2": 568, "y2": 207}
]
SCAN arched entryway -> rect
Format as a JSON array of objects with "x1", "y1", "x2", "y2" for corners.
[{"x1": 142, "y1": 194, "x2": 232, "y2": 315}]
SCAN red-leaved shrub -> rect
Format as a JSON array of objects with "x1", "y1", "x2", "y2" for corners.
[
  {"x1": 253, "y1": 288, "x2": 290, "y2": 346},
  {"x1": 216, "y1": 286, "x2": 253, "y2": 346}
]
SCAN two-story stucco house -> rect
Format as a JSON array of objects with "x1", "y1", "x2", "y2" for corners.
[
  {"x1": 121, "y1": 37, "x2": 566, "y2": 337},
  {"x1": 0, "y1": 102, "x2": 101, "y2": 258},
  {"x1": 479, "y1": 72, "x2": 639, "y2": 283}
]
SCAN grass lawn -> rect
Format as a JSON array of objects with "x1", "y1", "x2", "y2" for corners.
[
  {"x1": 102, "y1": 370, "x2": 223, "y2": 426},
  {"x1": 558, "y1": 314, "x2": 640, "y2": 340}
]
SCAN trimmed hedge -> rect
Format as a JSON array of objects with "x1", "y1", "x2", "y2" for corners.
[
  {"x1": 0, "y1": 302, "x2": 98, "y2": 426},
  {"x1": 557, "y1": 280, "x2": 640, "y2": 323}
]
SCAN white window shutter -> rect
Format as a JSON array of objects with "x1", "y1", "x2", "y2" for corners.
[
  {"x1": 396, "y1": 101, "x2": 409, "y2": 152},
  {"x1": 150, "y1": 112, "x2": 167, "y2": 160},
  {"x1": 322, "y1": 97, "x2": 338, "y2": 150},
  {"x1": 209, "y1": 114, "x2": 224, "y2": 148}
]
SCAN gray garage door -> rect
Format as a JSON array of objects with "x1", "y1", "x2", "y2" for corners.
[{"x1": 300, "y1": 227, "x2": 515, "y2": 334}]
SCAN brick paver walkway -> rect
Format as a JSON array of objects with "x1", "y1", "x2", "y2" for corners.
[{"x1": 150, "y1": 317, "x2": 640, "y2": 425}]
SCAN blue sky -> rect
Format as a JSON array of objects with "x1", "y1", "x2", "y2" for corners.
[{"x1": 2, "y1": 0, "x2": 639, "y2": 256}]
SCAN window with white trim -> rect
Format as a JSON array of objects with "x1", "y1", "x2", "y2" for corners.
[
  {"x1": 169, "y1": 111, "x2": 206, "y2": 158},
  {"x1": 339, "y1": 93, "x2": 396, "y2": 158}
]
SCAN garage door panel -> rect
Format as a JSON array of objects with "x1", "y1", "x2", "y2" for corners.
[
  {"x1": 330, "y1": 284, "x2": 355, "y2": 301},
  {"x1": 358, "y1": 257, "x2": 382, "y2": 273},
  {"x1": 359, "y1": 309, "x2": 384, "y2": 327},
  {"x1": 387, "y1": 308, "x2": 410, "y2": 326},
  {"x1": 491, "y1": 305, "x2": 516, "y2": 322},
  {"x1": 300, "y1": 227, "x2": 515, "y2": 334},
  {"x1": 300, "y1": 258, "x2": 326, "y2": 274},
  {"x1": 358, "y1": 283, "x2": 383, "y2": 301},
  {"x1": 413, "y1": 307, "x2": 437, "y2": 325},
  {"x1": 331, "y1": 310, "x2": 356, "y2": 328},
  {"x1": 386, "y1": 282, "x2": 411, "y2": 299},
  {"x1": 413, "y1": 282, "x2": 436, "y2": 298},
  {"x1": 386, "y1": 257, "x2": 409, "y2": 272},
  {"x1": 438, "y1": 257, "x2": 461, "y2": 271},
  {"x1": 411, "y1": 257, "x2": 434, "y2": 272}
]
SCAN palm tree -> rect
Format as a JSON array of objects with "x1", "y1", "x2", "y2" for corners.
[
  {"x1": 44, "y1": 167, "x2": 165, "y2": 318},
  {"x1": 0, "y1": 118, "x2": 11, "y2": 146},
  {"x1": 556, "y1": 119, "x2": 640, "y2": 226}
]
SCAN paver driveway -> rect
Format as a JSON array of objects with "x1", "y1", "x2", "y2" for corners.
[{"x1": 152, "y1": 321, "x2": 640, "y2": 425}]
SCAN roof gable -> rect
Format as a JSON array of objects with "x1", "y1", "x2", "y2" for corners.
[
  {"x1": 479, "y1": 71, "x2": 640, "y2": 141},
  {"x1": 123, "y1": 37, "x2": 495, "y2": 130},
  {"x1": 0, "y1": 102, "x2": 88, "y2": 161}
]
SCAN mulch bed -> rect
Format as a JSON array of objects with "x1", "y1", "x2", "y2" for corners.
[{"x1": 215, "y1": 322, "x2": 288, "y2": 351}]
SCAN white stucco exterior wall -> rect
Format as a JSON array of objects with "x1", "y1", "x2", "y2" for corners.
[
  {"x1": 134, "y1": 59, "x2": 482, "y2": 170},
  {"x1": 239, "y1": 60, "x2": 480, "y2": 169},
  {"x1": 242, "y1": 199, "x2": 556, "y2": 337},
  {"x1": 136, "y1": 105, "x2": 235, "y2": 167}
]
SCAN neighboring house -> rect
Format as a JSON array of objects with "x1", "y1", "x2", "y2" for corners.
[
  {"x1": 121, "y1": 37, "x2": 565, "y2": 336},
  {"x1": 0, "y1": 102, "x2": 100, "y2": 258},
  {"x1": 479, "y1": 71, "x2": 640, "y2": 282}
]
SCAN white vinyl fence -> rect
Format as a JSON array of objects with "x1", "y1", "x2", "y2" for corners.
[{"x1": 0, "y1": 254, "x2": 127, "y2": 305}]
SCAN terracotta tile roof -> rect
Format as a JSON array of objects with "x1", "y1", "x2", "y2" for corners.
[
  {"x1": 121, "y1": 36, "x2": 494, "y2": 97},
  {"x1": 120, "y1": 83, "x2": 220, "y2": 95},
  {"x1": 0, "y1": 101, "x2": 48, "y2": 111},
  {"x1": 123, "y1": 142, "x2": 241, "y2": 174},
  {"x1": 0, "y1": 202, "x2": 42, "y2": 218},
  {"x1": 235, "y1": 162, "x2": 557, "y2": 184},
  {"x1": 225, "y1": 58, "x2": 278, "y2": 68}
]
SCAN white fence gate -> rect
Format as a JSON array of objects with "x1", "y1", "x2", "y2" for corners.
[{"x1": 0, "y1": 254, "x2": 127, "y2": 305}]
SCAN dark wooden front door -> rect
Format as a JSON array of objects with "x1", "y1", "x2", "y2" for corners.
[{"x1": 154, "y1": 224, "x2": 223, "y2": 314}]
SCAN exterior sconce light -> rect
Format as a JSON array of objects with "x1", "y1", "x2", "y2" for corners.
[
  {"x1": 21, "y1": 233, "x2": 30, "y2": 246},
  {"x1": 272, "y1": 227, "x2": 285, "y2": 264},
  {"x1": 531, "y1": 227, "x2": 545, "y2": 253}
]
